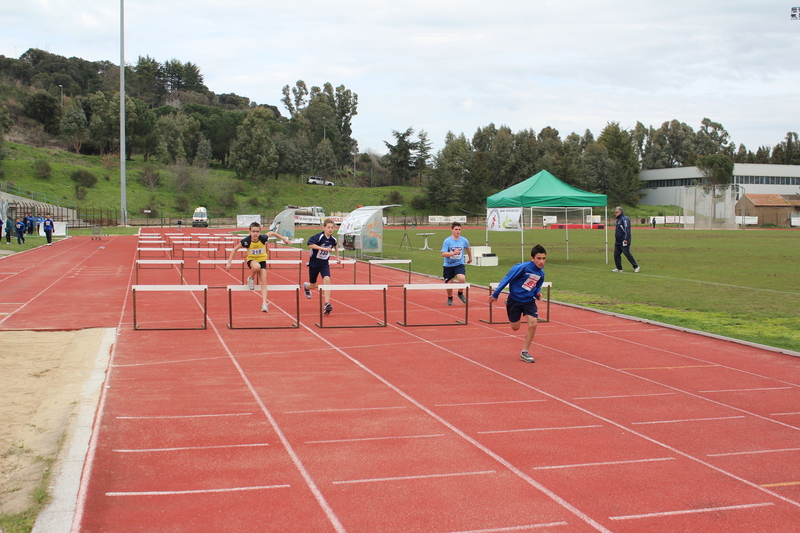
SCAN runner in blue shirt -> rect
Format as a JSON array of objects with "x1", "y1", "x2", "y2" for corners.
[
  {"x1": 440, "y1": 221, "x2": 472, "y2": 306},
  {"x1": 43, "y1": 215, "x2": 55, "y2": 245},
  {"x1": 14, "y1": 218, "x2": 26, "y2": 244},
  {"x1": 303, "y1": 219, "x2": 340, "y2": 315},
  {"x1": 488, "y1": 244, "x2": 547, "y2": 363}
]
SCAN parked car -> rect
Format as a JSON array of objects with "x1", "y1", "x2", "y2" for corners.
[{"x1": 307, "y1": 176, "x2": 334, "y2": 186}]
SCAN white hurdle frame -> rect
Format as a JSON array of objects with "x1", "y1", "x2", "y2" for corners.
[
  {"x1": 481, "y1": 282, "x2": 552, "y2": 324},
  {"x1": 368, "y1": 259, "x2": 412, "y2": 286},
  {"x1": 227, "y1": 285, "x2": 300, "y2": 329},
  {"x1": 398, "y1": 283, "x2": 469, "y2": 327},
  {"x1": 132, "y1": 284, "x2": 207, "y2": 330},
  {"x1": 316, "y1": 285, "x2": 388, "y2": 328},
  {"x1": 135, "y1": 260, "x2": 184, "y2": 284},
  {"x1": 265, "y1": 259, "x2": 303, "y2": 285},
  {"x1": 181, "y1": 247, "x2": 219, "y2": 261},
  {"x1": 137, "y1": 247, "x2": 172, "y2": 259}
]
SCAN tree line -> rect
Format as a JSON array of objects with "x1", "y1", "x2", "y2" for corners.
[{"x1": 1, "y1": 48, "x2": 799, "y2": 211}]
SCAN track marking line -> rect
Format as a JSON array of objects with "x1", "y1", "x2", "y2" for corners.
[
  {"x1": 608, "y1": 502, "x2": 774, "y2": 521},
  {"x1": 306, "y1": 434, "x2": 445, "y2": 444},
  {"x1": 478, "y1": 424, "x2": 602, "y2": 435},
  {"x1": 106, "y1": 484, "x2": 291, "y2": 497},
  {"x1": 114, "y1": 443, "x2": 270, "y2": 452},
  {"x1": 332, "y1": 470, "x2": 496, "y2": 485},
  {"x1": 116, "y1": 413, "x2": 252, "y2": 419},
  {"x1": 112, "y1": 355, "x2": 230, "y2": 367},
  {"x1": 708, "y1": 447, "x2": 800, "y2": 457},
  {"x1": 573, "y1": 392, "x2": 676, "y2": 400},
  {"x1": 631, "y1": 416, "x2": 746, "y2": 425},
  {"x1": 436, "y1": 399, "x2": 547, "y2": 407},
  {"x1": 619, "y1": 364, "x2": 719, "y2": 370},
  {"x1": 284, "y1": 406, "x2": 408, "y2": 414},
  {"x1": 441, "y1": 523, "x2": 570, "y2": 533},
  {"x1": 531, "y1": 457, "x2": 676, "y2": 470},
  {"x1": 771, "y1": 412, "x2": 800, "y2": 416},
  {"x1": 761, "y1": 481, "x2": 800, "y2": 488},
  {"x1": 698, "y1": 387, "x2": 793, "y2": 393}
]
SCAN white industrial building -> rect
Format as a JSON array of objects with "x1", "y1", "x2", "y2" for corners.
[{"x1": 639, "y1": 164, "x2": 800, "y2": 206}]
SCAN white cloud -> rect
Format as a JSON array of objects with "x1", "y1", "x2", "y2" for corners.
[{"x1": 2, "y1": 0, "x2": 799, "y2": 154}]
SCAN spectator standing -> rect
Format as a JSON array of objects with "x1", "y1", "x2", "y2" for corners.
[
  {"x1": 612, "y1": 206, "x2": 640, "y2": 273},
  {"x1": 4, "y1": 216, "x2": 12, "y2": 244},
  {"x1": 43, "y1": 214, "x2": 55, "y2": 245}
]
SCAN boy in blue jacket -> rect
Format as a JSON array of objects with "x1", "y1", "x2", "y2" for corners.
[{"x1": 487, "y1": 244, "x2": 547, "y2": 363}]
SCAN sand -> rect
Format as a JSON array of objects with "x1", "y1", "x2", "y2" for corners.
[{"x1": 0, "y1": 329, "x2": 107, "y2": 516}]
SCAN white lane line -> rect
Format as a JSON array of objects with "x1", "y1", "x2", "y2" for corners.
[
  {"x1": 771, "y1": 412, "x2": 800, "y2": 416},
  {"x1": 531, "y1": 457, "x2": 676, "y2": 470},
  {"x1": 114, "y1": 443, "x2": 270, "y2": 453},
  {"x1": 630, "y1": 415, "x2": 745, "y2": 425},
  {"x1": 436, "y1": 400, "x2": 547, "y2": 407},
  {"x1": 442, "y1": 522, "x2": 569, "y2": 532},
  {"x1": 332, "y1": 470, "x2": 496, "y2": 485},
  {"x1": 478, "y1": 425, "x2": 602, "y2": 435},
  {"x1": 609, "y1": 502, "x2": 774, "y2": 521},
  {"x1": 284, "y1": 406, "x2": 408, "y2": 414},
  {"x1": 116, "y1": 413, "x2": 252, "y2": 419},
  {"x1": 573, "y1": 393, "x2": 676, "y2": 400},
  {"x1": 708, "y1": 447, "x2": 800, "y2": 457},
  {"x1": 698, "y1": 387, "x2": 793, "y2": 393},
  {"x1": 631, "y1": 415, "x2": 746, "y2": 426},
  {"x1": 106, "y1": 484, "x2": 290, "y2": 497},
  {"x1": 112, "y1": 355, "x2": 229, "y2": 367},
  {"x1": 307, "y1": 434, "x2": 445, "y2": 444}
]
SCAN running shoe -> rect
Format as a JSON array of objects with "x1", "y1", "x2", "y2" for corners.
[
  {"x1": 611, "y1": 269, "x2": 623, "y2": 272},
  {"x1": 247, "y1": 277, "x2": 255, "y2": 290},
  {"x1": 261, "y1": 303, "x2": 269, "y2": 313},
  {"x1": 520, "y1": 351, "x2": 535, "y2": 363},
  {"x1": 634, "y1": 266, "x2": 640, "y2": 273},
  {"x1": 324, "y1": 302, "x2": 333, "y2": 316},
  {"x1": 457, "y1": 292, "x2": 467, "y2": 304},
  {"x1": 446, "y1": 297, "x2": 453, "y2": 306},
  {"x1": 303, "y1": 282, "x2": 312, "y2": 299}
]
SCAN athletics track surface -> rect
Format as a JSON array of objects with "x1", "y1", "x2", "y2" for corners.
[{"x1": 1, "y1": 231, "x2": 800, "y2": 533}]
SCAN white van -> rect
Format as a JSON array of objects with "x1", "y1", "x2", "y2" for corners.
[{"x1": 192, "y1": 207, "x2": 209, "y2": 227}]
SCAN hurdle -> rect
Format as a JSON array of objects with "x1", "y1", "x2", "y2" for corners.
[
  {"x1": 132, "y1": 284, "x2": 207, "y2": 330},
  {"x1": 137, "y1": 247, "x2": 172, "y2": 259},
  {"x1": 397, "y1": 283, "x2": 469, "y2": 327},
  {"x1": 227, "y1": 285, "x2": 300, "y2": 329},
  {"x1": 135, "y1": 260, "x2": 184, "y2": 284},
  {"x1": 265, "y1": 260, "x2": 303, "y2": 285},
  {"x1": 197, "y1": 259, "x2": 246, "y2": 286},
  {"x1": 368, "y1": 259, "x2": 412, "y2": 286},
  {"x1": 181, "y1": 247, "x2": 219, "y2": 261},
  {"x1": 333, "y1": 259, "x2": 358, "y2": 284},
  {"x1": 316, "y1": 285, "x2": 388, "y2": 328},
  {"x1": 268, "y1": 246, "x2": 303, "y2": 259},
  {"x1": 481, "y1": 282, "x2": 552, "y2": 324}
]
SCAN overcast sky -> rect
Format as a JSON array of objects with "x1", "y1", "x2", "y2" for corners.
[{"x1": 3, "y1": 1, "x2": 799, "y2": 156}]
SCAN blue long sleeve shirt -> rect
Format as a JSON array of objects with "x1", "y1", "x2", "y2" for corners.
[{"x1": 491, "y1": 261, "x2": 545, "y2": 303}]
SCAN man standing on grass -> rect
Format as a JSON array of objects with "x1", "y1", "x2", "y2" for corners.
[
  {"x1": 612, "y1": 206, "x2": 640, "y2": 273},
  {"x1": 441, "y1": 221, "x2": 472, "y2": 306}
]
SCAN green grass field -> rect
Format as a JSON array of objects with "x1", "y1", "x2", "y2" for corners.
[{"x1": 290, "y1": 225, "x2": 800, "y2": 354}]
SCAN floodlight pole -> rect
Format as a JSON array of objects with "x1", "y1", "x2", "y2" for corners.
[{"x1": 119, "y1": 0, "x2": 127, "y2": 226}]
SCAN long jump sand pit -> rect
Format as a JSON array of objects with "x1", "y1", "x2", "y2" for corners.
[{"x1": 0, "y1": 329, "x2": 109, "y2": 516}]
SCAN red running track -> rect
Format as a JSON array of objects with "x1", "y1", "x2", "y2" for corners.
[{"x1": 2, "y1": 231, "x2": 800, "y2": 532}]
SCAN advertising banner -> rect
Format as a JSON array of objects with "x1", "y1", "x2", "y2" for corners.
[{"x1": 486, "y1": 208, "x2": 522, "y2": 231}]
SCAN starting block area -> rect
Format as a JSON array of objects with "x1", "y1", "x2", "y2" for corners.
[
  {"x1": 227, "y1": 285, "x2": 300, "y2": 329},
  {"x1": 397, "y1": 283, "x2": 469, "y2": 326},
  {"x1": 316, "y1": 284, "x2": 388, "y2": 328},
  {"x1": 482, "y1": 281, "x2": 552, "y2": 324},
  {"x1": 132, "y1": 284, "x2": 207, "y2": 330}
]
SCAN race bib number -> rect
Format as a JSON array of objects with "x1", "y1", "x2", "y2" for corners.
[
  {"x1": 317, "y1": 249, "x2": 330, "y2": 260},
  {"x1": 250, "y1": 248, "x2": 266, "y2": 257},
  {"x1": 521, "y1": 273, "x2": 541, "y2": 291},
  {"x1": 451, "y1": 247, "x2": 462, "y2": 259}
]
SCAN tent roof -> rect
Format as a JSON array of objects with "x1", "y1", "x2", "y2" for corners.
[{"x1": 486, "y1": 170, "x2": 607, "y2": 208}]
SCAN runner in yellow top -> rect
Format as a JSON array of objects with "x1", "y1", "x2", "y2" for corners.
[{"x1": 226, "y1": 222, "x2": 290, "y2": 312}]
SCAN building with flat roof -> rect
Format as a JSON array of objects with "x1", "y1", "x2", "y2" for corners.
[{"x1": 639, "y1": 164, "x2": 800, "y2": 206}]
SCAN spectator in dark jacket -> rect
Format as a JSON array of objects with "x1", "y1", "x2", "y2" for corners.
[{"x1": 612, "y1": 206, "x2": 639, "y2": 273}]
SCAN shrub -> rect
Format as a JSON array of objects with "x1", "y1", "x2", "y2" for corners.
[
  {"x1": 410, "y1": 195, "x2": 426, "y2": 210},
  {"x1": 71, "y1": 169, "x2": 97, "y2": 188},
  {"x1": 248, "y1": 196, "x2": 261, "y2": 208},
  {"x1": 384, "y1": 190, "x2": 403, "y2": 205},
  {"x1": 139, "y1": 165, "x2": 162, "y2": 190},
  {"x1": 75, "y1": 184, "x2": 87, "y2": 200},
  {"x1": 34, "y1": 160, "x2": 52, "y2": 179},
  {"x1": 175, "y1": 195, "x2": 190, "y2": 212}
]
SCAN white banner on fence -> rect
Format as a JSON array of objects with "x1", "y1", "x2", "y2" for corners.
[
  {"x1": 792, "y1": 217, "x2": 800, "y2": 227},
  {"x1": 543, "y1": 216, "x2": 558, "y2": 225},
  {"x1": 735, "y1": 216, "x2": 759, "y2": 225},
  {"x1": 38, "y1": 222, "x2": 67, "y2": 236},
  {"x1": 237, "y1": 214, "x2": 261, "y2": 227},
  {"x1": 486, "y1": 208, "x2": 522, "y2": 231},
  {"x1": 429, "y1": 215, "x2": 467, "y2": 224}
]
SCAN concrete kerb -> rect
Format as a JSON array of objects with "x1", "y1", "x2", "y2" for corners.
[{"x1": 32, "y1": 328, "x2": 115, "y2": 533}]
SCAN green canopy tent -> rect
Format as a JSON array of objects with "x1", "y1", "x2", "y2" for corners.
[{"x1": 486, "y1": 170, "x2": 609, "y2": 261}]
